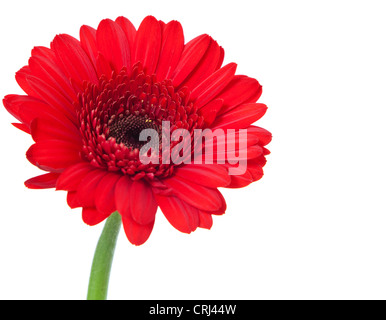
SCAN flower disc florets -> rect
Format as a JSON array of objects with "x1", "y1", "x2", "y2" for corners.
[{"x1": 77, "y1": 63, "x2": 204, "y2": 179}]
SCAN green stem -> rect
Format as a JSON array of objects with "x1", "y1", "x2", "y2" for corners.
[{"x1": 87, "y1": 211, "x2": 121, "y2": 300}]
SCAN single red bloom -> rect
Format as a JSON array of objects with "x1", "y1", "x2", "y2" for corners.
[{"x1": 3, "y1": 16, "x2": 271, "y2": 245}]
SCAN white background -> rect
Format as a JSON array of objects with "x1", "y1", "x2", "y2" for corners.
[{"x1": 0, "y1": 0, "x2": 385, "y2": 300}]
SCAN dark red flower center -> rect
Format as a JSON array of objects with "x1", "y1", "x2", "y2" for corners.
[
  {"x1": 76, "y1": 63, "x2": 204, "y2": 179},
  {"x1": 108, "y1": 114, "x2": 161, "y2": 149}
]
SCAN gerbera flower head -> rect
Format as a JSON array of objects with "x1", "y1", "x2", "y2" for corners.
[{"x1": 3, "y1": 16, "x2": 271, "y2": 245}]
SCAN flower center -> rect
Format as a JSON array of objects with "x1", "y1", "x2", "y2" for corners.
[
  {"x1": 76, "y1": 63, "x2": 204, "y2": 179},
  {"x1": 108, "y1": 114, "x2": 160, "y2": 149}
]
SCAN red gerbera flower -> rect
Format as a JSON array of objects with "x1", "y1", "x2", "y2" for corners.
[{"x1": 3, "y1": 16, "x2": 271, "y2": 245}]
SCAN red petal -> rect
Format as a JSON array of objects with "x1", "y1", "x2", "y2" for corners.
[
  {"x1": 212, "y1": 103, "x2": 267, "y2": 130},
  {"x1": 122, "y1": 214, "x2": 154, "y2": 246},
  {"x1": 180, "y1": 38, "x2": 222, "y2": 90},
  {"x1": 67, "y1": 191, "x2": 81, "y2": 209},
  {"x1": 155, "y1": 195, "x2": 194, "y2": 233},
  {"x1": 15, "y1": 66, "x2": 35, "y2": 96},
  {"x1": 156, "y1": 20, "x2": 184, "y2": 80},
  {"x1": 209, "y1": 190, "x2": 227, "y2": 215},
  {"x1": 171, "y1": 34, "x2": 211, "y2": 87},
  {"x1": 247, "y1": 126, "x2": 272, "y2": 146},
  {"x1": 202, "y1": 128, "x2": 260, "y2": 154},
  {"x1": 216, "y1": 76, "x2": 263, "y2": 115},
  {"x1": 133, "y1": 16, "x2": 162, "y2": 74},
  {"x1": 26, "y1": 76, "x2": 77, "y2": 124},
  {"x1": 56, "y1": 162, "x2": 95, "y2": 191},
  {"x1": 115, "y1": 16, "x2": 137, "y2": 66},
  {"x1": 30, "y1": 117, "x2": 81, "y2": 145},
  {"x1": 51, "y1": 34, "x2": 98, "y2": 86},
  {"x1": 115, "y1": 16, "x2": 136, "y2": 44},
  {"x1": 96, "y1": 53, "x2": 113, "y2": 78},
  {"x1": 76, "y1": 169, "x2": 108, "y2": 207},
  {"x1": 162, "y1": 176, "x2": 223, "y2": 211},
  {"x1": 248, "y1": 163, "x2": 264, "y2": 181},
  {"x1": 200, "y1": 130, "x2": 264, "y2": 162},
  {"x1": 228, "y1": 144, "x2": 264, "y2": 161},
  {"x1": 12, "y1": 123, "x2": 29, "y2": 133},
  {"x1": 190, "y1": 63, "x2": 237, "y2": 109},
  {"x1": 187, "y1": 202, "x2": 200, "y2": 232},
  {"x1": 226, "y1": 170, "x2": 253, "y2": 188},
  {"x1": 96, "y1": 19, "x2": 131, "y2": 72},
  {"x1": 3, "y1": 94, "x2": 30, "y2": 123},
  {"x1": 174, "y1": 164, "x2": 230, "y2": 188},
  {"x1": 30, "y1": 46, "x2": 57, "y2": 62},
  {"x1": 80, "y1": 25, "x2": 98, "y2": 67},
  {"x1": 82, "y1": 207, "x2": 110, "y2": 226},
  {"x1": 28, "y1": 54, "x2": 77, "y2": 102},
  {"x1": 198, "y1": 211, "x2": 213, "y2": 229},
  {"x1": 26, "y1": 140, "x2": 81, "y2": 172},
  {"x1": 24, "y1": 172, "x2": 60, "y2": 189},
  {"x1": 130, "y1": 180, "x2": 157, "y2": 225},
  {"x1": 199, "y1": 99, "x2": 223, "y2": 127},
  {"x1": 95, "y1": 173, "x2": 121, "y2": 215},
  {"x1": 250, "y1": 155, "x2": 267, "y2": 168},
  {"x1": 30, "y1": 46, "x2": 57, "y2": 60},
  {"x1": 217, "y1": 47, "x2": 225, "y2": 70},
  {"x1": 3, "y1": 94, "x2": 72, "y2": 128},
  {"x1": 114, "y1": 175, "x2": 133, "y2": 219}
]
